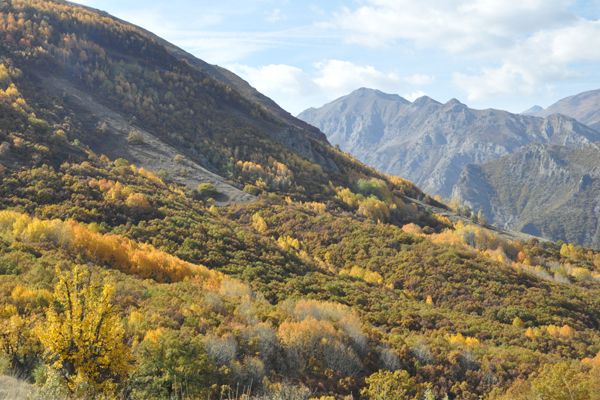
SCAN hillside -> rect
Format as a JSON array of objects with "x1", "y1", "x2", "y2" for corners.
[
  {"x1": 453, "y1": 144, "x2": 600, "y2": 249},
  {"x1": 1, "y1": 2, "x2": 600, "y2": 400},
  {"x1": 0, "y1": 0, "x2": 430, "y2": 205},
  {"x1": 298, "y1": 88, "x2": 600, "y2": 198},
  {"x1": 531, "y1": 89, "x2": 600, "y2": 130}
]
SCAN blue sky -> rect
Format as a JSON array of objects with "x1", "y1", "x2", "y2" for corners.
[{"x1": 73, "y1": 0, "x2": 600, "y2": 115}]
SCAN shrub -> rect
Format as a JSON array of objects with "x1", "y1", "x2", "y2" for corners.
[
  {"x1": 356, "y1": 178, "x2": 392, "y2": 202},
  {"x1": 194, "y1": 182, "x2": 219, "y2": 201},
  {"x1": 38, "y1": 266, "x2": 131, "y2": 396},
  {"x1": 130, "y1": 328, "x2": 217, "y2": 400},
  {"x1": 361, "y1": 370, "x2": 418, "y2": 400},
  {"x1": 127, "y1": 129, "x2": 144, "y2": 144},
  {"x1": 251, "y1": 212, "x2": 268, "y2": 233}
]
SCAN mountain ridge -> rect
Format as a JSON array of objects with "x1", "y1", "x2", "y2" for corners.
[
  {"x1": 527, "y1": 88, "x2": 600, "y2": 130},
  {"x1": 298, "y1": 87, "x2": 600, "y2": 197}
]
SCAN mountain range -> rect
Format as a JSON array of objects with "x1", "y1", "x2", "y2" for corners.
[
  {"x1": 527, "y1": 89, "x2": 600, "y2": 130},
  {"x1": 299, "y1": 88, "x2": 600, "y2": 248}
]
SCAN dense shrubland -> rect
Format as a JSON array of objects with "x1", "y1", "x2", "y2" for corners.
[{"x1": 1, "y1": 156, "x2": 600, "y2": 399}]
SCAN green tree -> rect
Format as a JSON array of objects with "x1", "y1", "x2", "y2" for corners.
[
  {"x1": 361, "y1": 370, "x2": 419, "y2": 400},
  {"x1": 130, "y1": 328, "x2": 217, "y2": 400}
]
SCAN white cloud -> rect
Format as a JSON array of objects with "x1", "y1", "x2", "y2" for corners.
[
  {"x1": 228, "y1": 63, "x2": 319, "y2": 114},
  {"x1": 266, "y1": 9, "x2": 286, "y2": 23},
  {"x1": 455, "y1": 19, "x2": 600, "y2": 100},
  {"x1": 176, "y1": 33, "x2": 276, "y2": 64},
  {"x1": 229, "y1": 64, "x2": 316, "y2": 96},
  {"x1": 404, "y1": 74, "x2": 435, "y2": 86},
  {"x1": 229, "y1": 59, "x2": 422, "y2": 113},
  {"x1": 312, "y1": 60, "x2": 401, "y2": 97},
  {"x1": 329, "y1": 0, "x2": 600, "y2": 102},
  {"x1": 330, "y1": 0, "x2": 575, "y2": 53}
]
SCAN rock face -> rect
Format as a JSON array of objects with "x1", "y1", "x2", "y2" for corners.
[
  {"x1": 530, "y1": 89, "x2": 600, "y2": 130},
  {"x1": 453, "y1": 144, "x2": 600, "y2": 249},
  {"x1": 299, "y1": 88, "x2": 600, "y2": 197}
]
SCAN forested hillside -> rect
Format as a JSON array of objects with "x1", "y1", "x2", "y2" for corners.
[{"x1": 1, "y1": 1, "x2": 600, "y2": 399}]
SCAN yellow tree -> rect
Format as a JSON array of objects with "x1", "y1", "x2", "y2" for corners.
[{"x1": 38, "y1": 266, "x2": 131, "y2": 396}]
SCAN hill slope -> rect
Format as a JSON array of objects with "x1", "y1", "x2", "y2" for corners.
[
  {"x1": 532, "y1": 89, "x2": 600, "y2": 130},
  {"x1": 298, "y1": 88, "x2": 600, "y2": 198},
  {"x1": 0, "y1": 0, "x2": 430, "y2": 204},
  {"x1": 1, "y1": 2, "x2": 600, "y2": 400}
]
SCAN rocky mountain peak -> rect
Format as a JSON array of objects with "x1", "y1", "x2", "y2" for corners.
[{"x1": 412, "y1": 95, "x2": 441, "y2": 107}]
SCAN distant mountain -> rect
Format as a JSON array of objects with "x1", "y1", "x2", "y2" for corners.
[
  {"x1": 453, "y1": 144, "x2": 600, "y2": 249},
  {"x1": 530, "y1": 89, "x2": 600, "y2": 131},
  {"x1": 299, "y1": 88, "x2": 600, "y2": 197},
  {"x1": 522, "y1": 105, "x2": 544, "y2": 115}
]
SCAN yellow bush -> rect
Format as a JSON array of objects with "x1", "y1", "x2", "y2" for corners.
[
  {"x1": 525, "y1": 324, "x2": 575, "y2": 339},
  {"x1": 38, "y1": 266, "x2": 131, "y2": 395},
  {"x1": 303, "y1": 201, "x2": 326, "y2": 214},
  {"x1": 251, "y1": 212, "x2": 268, "y2": 233},
  {"x1": 277, "y1": 317, "x2": 362, "y2": 376},
  {"x1": 0, "y1": 64, "x2": 10, "y2": 83},
  {"x1": 125, "y1": 192, "x2": 151, "y2": 210},
  {"x1": 10, "y1": 285, "x2": 52, "y2": 312},
  {"x1": 277, "y1": 235, "x2": 300, "y2": 251},
  {"x1": 546, "y1": 324, "x2": 575, "y2": 338},
  {"x1": 560, "y1": 243, "x2": 580, "y2": 259},
  {"x1": 357, "y1": 197, "x2": 390, "y2": 222},
  {"x1": 448, "y1": 333, "x2": 479, "y2": 347},
  {"x1": 582, "y1": 351, "x2": 600, "y2": 367},
  {"x1": 430, "y1": 222, "x2": 521, "y2": 265},
  {"x1": 289, "y1": 299, "x2": 365, "y2": 350},
  {"x1": 130, "y1": 165, "x2": 164, "y2": 186},
  {"x1": 512, "y1": 317, "x2": 525, "y2": 328},
  {"x1": 571, "y1": 267, "x2": 592, "y2": 281},
  {"x1": 525, "y1": 327, "x2": 540, "y2": 339},
  {"x1": 402, "y1": 223, "x2": 423, "y2": 235},
  {"x1": 336, "y1": 187, "x2": 361, "y2": 209},
  {"x1": 0, "y1": 210, "x2": 221, "y2": 284},
  {"x1": 340, "y1": 266, "x2": 383, "y2": 285}
]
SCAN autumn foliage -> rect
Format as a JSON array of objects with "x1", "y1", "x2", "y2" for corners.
[
  {"x1": 38, "y1": 266, "x2": 131, "y2": 395},
  {"x1": 0, "y1": 210, "x2": 220, "y2": 283}
]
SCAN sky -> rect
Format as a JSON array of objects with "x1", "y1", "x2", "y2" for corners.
[{"x1": 72, "y1": 0, "x2": 600, "y2": 115}]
